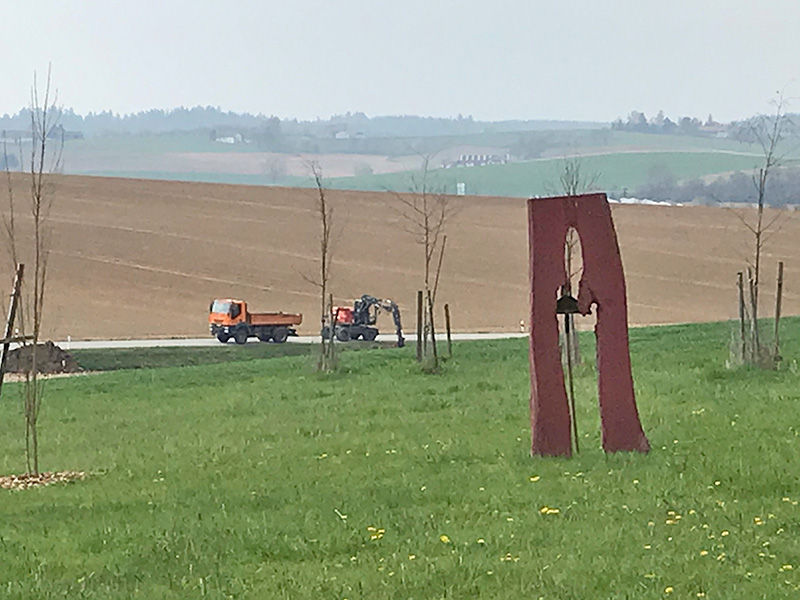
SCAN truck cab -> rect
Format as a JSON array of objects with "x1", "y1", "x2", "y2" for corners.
[{"x1": 209, "y1": 299, "x2": 246, "y2": 327}]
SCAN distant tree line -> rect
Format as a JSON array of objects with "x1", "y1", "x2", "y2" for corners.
[
  {"x1": 612, "y1": 110, "x2": 727, "y2": 136},
  {"x1": 0, "y1": 106, "x2": 603, "y2": 141},
  {"x1": 634, "y1": 165, "x2": 800, "y2": 206}
]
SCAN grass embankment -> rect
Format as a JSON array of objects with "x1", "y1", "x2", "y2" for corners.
[
  {"x1": 1, "y1": 319, "x2": 800, "y2": 598},
  {"x1": 70, "y1": 342, "x2": 315, "y2": 372}
]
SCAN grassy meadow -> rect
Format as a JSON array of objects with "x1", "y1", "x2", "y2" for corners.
[
  {"x1": 1, "y1": 319, "x2": 800, "y2": 598},
  {"x1": 70, "y1": 151, "x2": 775, "y2": 198},
  {"x1": 323, "y1": 151, "x2": 778, "y2": 198}
]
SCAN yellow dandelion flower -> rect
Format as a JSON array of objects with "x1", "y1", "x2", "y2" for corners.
[
  {"x1": 783, "y1": 564, "x2": 793, "y2": 570},
  {"x1": 440, "y1": 534, "x2": 450, "y2": 544},
  {"x1": 477, "y1": 538, "x2": 486, "y2": 544},
  {"x1": 700, "y1": 550, "x2": 708, "y2": 556},
  {"x1": 540, "y1": 506, "x2": 549, "y2": 514},
  {"x1": 665, "y1": 586, "x2": 674, "y2": 594},
  {"x1": 530, "y1": 475, "x2": 540, "y2": 482},
  {"x1": 546, "y1": 508, "x2": 560, "y2": 515},
  {"x1": 644, "y1": 544, "x2": 652, "y2": 550},
  {"x1": 697, "y1": 593, "x2": 706, "y2": 598},
  {"x1": 408, "y1": 554, "x2": 416, "y2": 560},
  {"x1": 721, "y1": 530, "x2": 729, "y2": 537}
]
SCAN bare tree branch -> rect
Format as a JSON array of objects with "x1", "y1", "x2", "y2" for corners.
[{"x1": 389, "y1": 154, "x2": 454, "y2": 367}]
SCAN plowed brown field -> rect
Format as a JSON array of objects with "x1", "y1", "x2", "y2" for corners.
[{"x1": 2, "y1": 174, "x2": 798, "y2": 340}]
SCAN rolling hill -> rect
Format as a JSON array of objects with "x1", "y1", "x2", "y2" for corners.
[{"x1": 1, "y1": 173, "x2": 797, "y2": 340}]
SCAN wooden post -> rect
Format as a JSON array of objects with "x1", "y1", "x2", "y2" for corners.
[
  {"x1": 416, "y1": 290, "x2": 423, "y2": 361},
  {"x1": 747, "y1": 267, "x2": 758, "y2": 359},
  {"x1": 427, "y1": 290, "x2": 438, "y2": 366},
  {"x1": 737, "y1": 271, "x2": 746, "y2": 363},
  {"x1": 774, "y1": 261, "x2": 784, "y2": 362},
  {"x1": 444, "y1": 303, "x2": 452, "y2": 358},
  {"x1": 328, "y1": 293, "x2": 335, "y2": 366},
  {"x1": 564, "y1": 310, "x2": 579, "y2": 454},
  {"x1": 0, "y1": 263, "x2": 25, "y2": 399}
]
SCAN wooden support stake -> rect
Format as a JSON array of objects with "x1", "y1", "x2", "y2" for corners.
[
  {"x1": 416, "y1": 290, "x2": 423, "y2": 361},
  {"x1": 564, "y1": 310, "x2": 579, "y2": 454},
  {"x1": 737, "y1": 271, "x2": 746, "y2": 363},
  {"x1": 0, "y1": 263, "x2": 25, "y2": 399},
  {"x1": 747, "y1": 267, "x2": 758, "y2": 357},
  {"x1": 329, "y1": 293, "x2": 336, "y2": 365},
  {"x1": 774, "y1": 261, "x2": 784, "y2": 362},
  {"x1": 427, "y1": 290, "x2": 438, "y2": 366},
  {"x1": 444, "y1": 303, "x2": 452, "y2": 358}
]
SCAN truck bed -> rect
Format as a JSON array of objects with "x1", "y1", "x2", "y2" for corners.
[{"x1": 249, "y1": 312, "x2": 303, "y2": 327}]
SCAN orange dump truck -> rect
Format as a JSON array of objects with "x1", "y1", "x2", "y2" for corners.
[{"x1": 209, "y1": 299, "x2": 302, "y2": 344}]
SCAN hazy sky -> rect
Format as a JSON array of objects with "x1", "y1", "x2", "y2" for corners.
[{"x1": 3, "y1": 0, "x2": 799, "y2": 123}]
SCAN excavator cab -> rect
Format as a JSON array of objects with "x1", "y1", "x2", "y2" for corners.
[{"x1": 333, "y1": 306, "x2": 354, "y2": 325}]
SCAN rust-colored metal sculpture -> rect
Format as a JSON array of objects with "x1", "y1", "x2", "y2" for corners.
[{"x1": 528, "y1": 193, "x2": 649, "y2": 457}]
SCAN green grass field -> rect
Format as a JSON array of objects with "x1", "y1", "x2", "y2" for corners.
[
  {"x1": 323, "y1": 151, "x2": 777, "y2": 198},
  {"x1": 73, "y1": 149, "x2": 778, "y2": 198},
  {"x1": 1, "y1": 319, "x2": 800, "y2": 598}
]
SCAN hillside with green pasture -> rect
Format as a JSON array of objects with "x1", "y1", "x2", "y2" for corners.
[{"x1": 322, "y1": 151, "x2": 778, "y2": 198}]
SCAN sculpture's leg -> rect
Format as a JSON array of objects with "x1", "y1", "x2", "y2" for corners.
[
  {"x1": 528, "y1": 198, "x2": 572, "y2": 456},
  {"x1": 575, "y1": 197, "x2": 649, "y2": 453}
]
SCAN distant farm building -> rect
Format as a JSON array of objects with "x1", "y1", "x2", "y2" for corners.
[
  {"x1": 445, "y1": 153, "x2": 510, "y2": 168},
  {"x1": 215, "y1": 133, "x2": 244, "y2": 144}
]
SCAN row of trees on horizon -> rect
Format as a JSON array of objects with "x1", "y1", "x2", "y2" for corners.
[{"x1": 0, "y1": 106, "x2": 599, "y2": 138}]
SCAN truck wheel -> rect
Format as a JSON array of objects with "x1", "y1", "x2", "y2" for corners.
[
  {"x1": 336, "y1": 327, "x2": 351, "y2": 342},
  {"x1": 363, "y1": 329, "x2": 378, "y2": 341},
  {"x1": 272, "y1": 327, "x2": 289, "y2": 343},
  {"x1": 233, "y1": 329, "x2": 248, "y2": 345},
  {"x1": 216, "y1": 332, "x2": 230, "y2": 343}
]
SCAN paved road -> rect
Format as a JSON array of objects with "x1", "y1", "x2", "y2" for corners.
[{"x1": 58, "y1": 332, "x2": 528, "y2": 350}]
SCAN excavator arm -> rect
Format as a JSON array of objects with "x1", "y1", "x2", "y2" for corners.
[{"x1": 379, "y1": 299, "x2": 405, "y2": 348}]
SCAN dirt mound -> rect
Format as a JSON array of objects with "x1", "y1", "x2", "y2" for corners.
[{"x1": 5, "y1": 341, "x2": 81, "y2": 374}]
